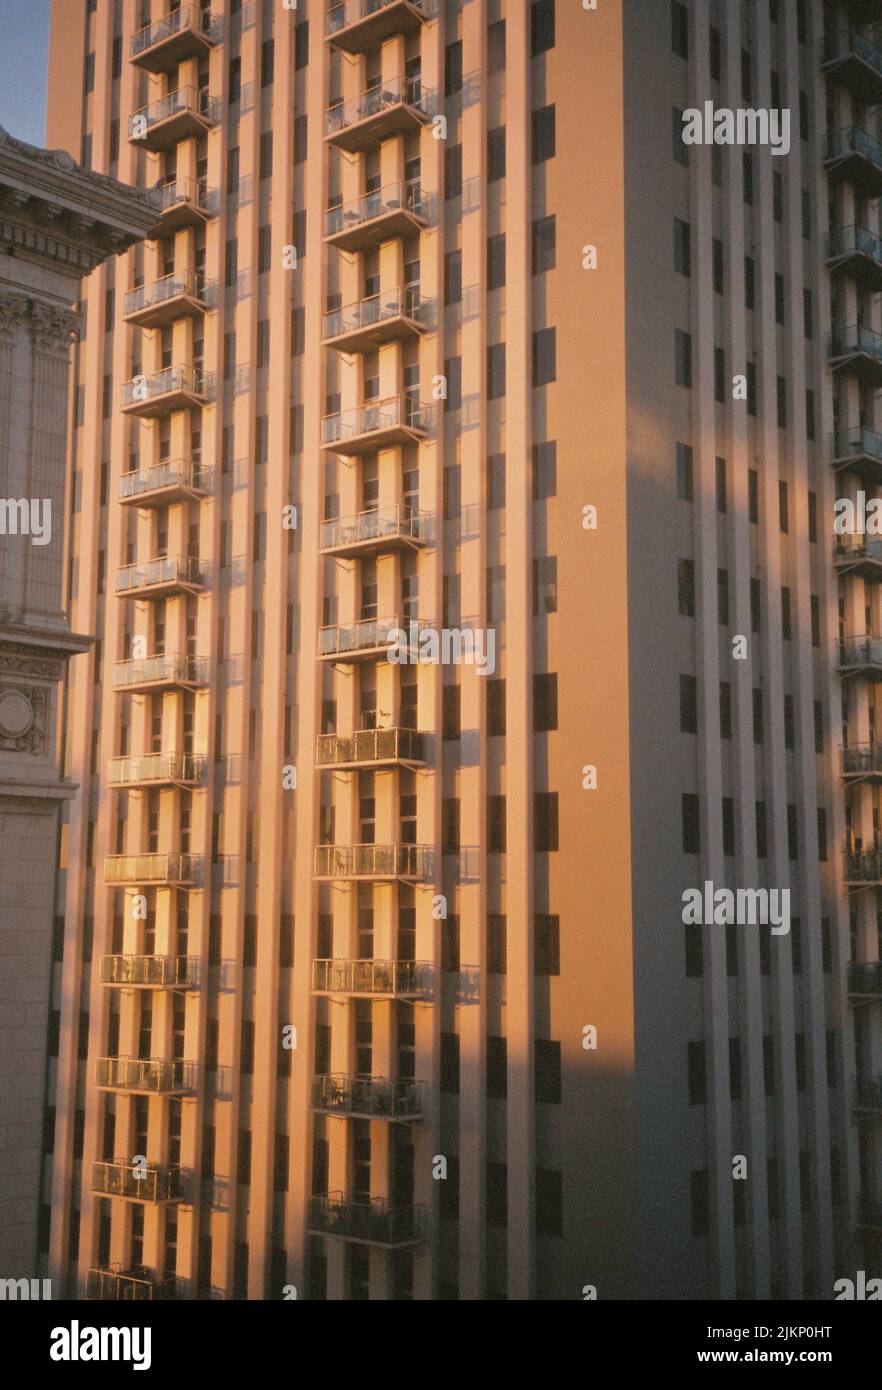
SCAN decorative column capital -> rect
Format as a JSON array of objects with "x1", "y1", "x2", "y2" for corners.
[
  {"x1": 29, "y1": 301, "x2": 81, "y2": 357},
  {"x1": 0, "y1": 291, "x2": 29, "y2": 344}
]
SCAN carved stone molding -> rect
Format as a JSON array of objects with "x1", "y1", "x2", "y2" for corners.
[
  {"x1": 0, "y1": 291, "x2": 29, "y2": 344},
  {"x1": 0, "y1": 683, "x2": 48, "y2": 754},
  {"x1": 30, "y1": 300, "x2": 80, "y2": 357},
  {"x1": 0, "y1": 645, "x2": 65, "y2": 683}
]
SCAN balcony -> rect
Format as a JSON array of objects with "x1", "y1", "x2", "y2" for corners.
[
  {"x1": 95, "y1": 1057, "x2": 196, "y2": 1095},
  {"x1": 323, "y1": 288, "x2": 431, "y2": 353},
  {"x1": 311, "y1": 1074, "x2": 425, "y2": 1121},
  {"x1": 842, "y1": 742, "x2": 882, "y2": 782},
  {"x1": 121, "y1": 365, "x2": 214, "y2": 419},
  {"x1": 829, "y1": 325, "x2": 882, "y2": 386},
  {"x1": 129, "y1": 87, "x2": 221, "y2": 152},
  {"x1": 844, "y1": 846, "x2": 882, "y2": 886},
  {"x1": 112, "y1": 654, "x2": 209, "y2": 693},
  {"x1": 855, "y1": 1076, "x2": 882, "y2": 1113},
  {"x1": 826, "y1": 225, "x2": 882, "y2": 291},
  {"x1": 318, "y1": 615, "x2": 427, "y2": 662},
  {"x1": 325, "y1": 76, "x2": 437, "y2": 152},
  {"x1": 123, "y1": 273, "x2": 213, "y2": 329},
  {"x1": 107, "y1": 753, "x2": 204, "y2": 789},
  {"x1": 115, "y1": 555, "x2": 204, "y2": 599},
  {"x1": 838, "y1": 636, "x2": 882, "y2": 680},
  {"x1": 314, "y1": 844, "x2": 433, "y2": 882},
  {"x1": 319, "y1": 504, "x2": 432, "y2": 558},
  {"x1": 832, "y1": 426, "x2": 882, "y2": 481},
  {"x1": 824, "y1": 126, "x2": 882, "y2": 197},
  {"x1": 833, "y1": 535, "x2": 882, "y2": 579},
  {"x1": 312, "y1": 957, "x2": 432, "y2": 998},
  {"x1": 104, "y1": 854, "x2": 202, "y2": 887},
  {"x1": 822, "y1": 26, "x2": 882, "y2": 104},
  {"x1": 849, "y1": 961, "x2": 882, "y2": 999},
  {"x1": 322, "y1": 397, "x2": 432, "y2": 454},
  {"x1": 99, "y1": 954, "x2": 199, "y2": 989},
  {"x1": 131, "y1": 5, "x2": 222, "y2": 73},
  {"x1": 91, "y1": 1160, "x2": 183, "y2": 1203},
  {"x1": 326, "y1": 0, "x2": 434, "y2": 54},
  {"x1": 86, "y1": 1265, "x2": 176, "y2": 1301},
  {"x1": 120, "y1": 459, "x2": 210, "y2": 507},
  {"x1": 324, "y1": 180, "x2": 434, "y2": 253},
  {"x1": 150, "y1": 177, "x2": 218, "y2": 234},
  {"x1": 316, "y1": 727, "x2": 426, "y2": 770}
]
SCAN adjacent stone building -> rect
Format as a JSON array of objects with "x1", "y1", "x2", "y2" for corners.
[{"x1": 0, "y1": 125, "x2": 158, "y2": 1277}]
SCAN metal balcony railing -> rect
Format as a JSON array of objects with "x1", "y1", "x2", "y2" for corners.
[
  {"x1": 855, "y1": 1076, "x2": 882, "y2": 1110},
  {"x1": 120, "y1": 459, "x2": 208, "y2": 502},
  {"x1": 311, "y1": 1074, "x2": 425, "y2": 1119},
  {"x1": 104, "y1": 854, "x2": 202, "y2": 886},
  {"x1": 324, "y1": 178, "x2": 435, "y2": 238},
  {"x1": 844, "y1": 846, "x2": 882, "y2": 881},
  {"x1": 107, "y1": 753, "x2": 204, "y2": 786},
  {"x1": 842, "y1": 742, "x2": 882, "y2": 776},
  {"x1": 316, "y1": 727, "x2": 425, "y2": 767},
  {"x1": 833, "y1": 425, "x2": 882, "y2": 463},
  {"x1": 112, "y1": 654, "x2": 209, "y2": 690},
  {"x1": 314, "y1": 844, "x2": 432, "y2": 880},
  {"x1": 848, "y1": 961, "x2": 882, "y2": 996},
  {"x1": 123, "y1": 272, "x2": 211, "y2": 317},
  {"x1": 130, "y1": 86, "x2": 221, "y2": 138},
  {"x1": 122, "y1": 365, "x2": 214, "y2": 408},
  {"x1": 95, "y1": 1057, "x2": 196, "y2": 1093},
  {"x1": 131, "y1": 4, "x2": 222, "y2": 57},
  {"x1": 318, "y1": 614, "x2": 425, "y2": 657},
  {"x1": 323, "y1": 287, "x2": 429, "y2": 341},
  {"x1": 115, "y1": 555, "x2": 202, "y2": 594},
  {"x1": 833, "y1": 535, "x2": 882, "y2": 567},
  {"x1": 156, "y1": 177, "x2": 218, "y2": 216},
  {"x1": 830, "y1": 323, "x2": 882, "y2": 363},
  {"x1": 311, "y1": 957, "x2": 432, "y2": 995},
  {"x1": 827, "y1": 223, "x2": 882, "y2": 265},
  {"x1": 86, "y1": 1265, "x2": 176, "y2": 1301},
  {"x1": 309, "y1": 1192, "x2": 426, "y2": 1246},
  {"x1": 319, "y1": 503, "x2": 429, "y2": 551},
  {"x1": 824, "y1": 25, "x2": 882, "y2": 78},
  {"x1": 839, "y1": 635, "x2": 882, "y2": 670},
  {"x1": 99, "y1": 955, "x2": 199, "y2": 988},
  {"x1": 325, "y1": 75, "x2": 437, "y2": 135},
  {"x1": 321, "y1": 396, "x2": 432, "y2": 446},
  {"x1": 826, "y1": 124, "x2": 882, "y2": 168},
  {"x1": 91, "y1": 1160, "x2": 183, "y2": 1203}
]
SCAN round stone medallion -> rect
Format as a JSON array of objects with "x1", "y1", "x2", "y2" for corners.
[{"x1": 0, "y1": 688, "x2": 34, "y2": 738}]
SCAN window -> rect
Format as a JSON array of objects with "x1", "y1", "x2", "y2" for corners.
[
  {"x1": 777, "y1": 376, "x2": 787, "y2": 428},
  {"x1": 779, "y1": 480, "x2": 789, "y2": 533},
  {"x1": 443, "y1": 685, "x2": 461, "y2": 740},
  {"x1": 808, "y1": 491, "x2": 817, "y2": 543},
  {"x1": 488, "y1": 343, "x2": 506, "y2": 399},
  {"x1": 788, "y1": 803, "x2": 798, "y2": 861},
  {"x1": 805, "y1": 388, "x2": 815, "y2": 440},
  {"x1": 746, "y1": 362, "x2": 757, "y2": 416},
  {"x1": 748, "y1": 469, "x2": 758, "y2": 523},
  {"x1": 487, "y1": 234, "x2": 506, "y2": 290},
  {"x1": 671, "y1": 0, "x2": 688, "y2": 57},
  {"x1": 674, "y1": 218, "x2": 691, "y2": 276},
  {"x1": 675, "y1": 330, "x2": 692, "y2": 388},
  {"x1": 258, "y1": 225, "x2": 272, "y2": 274},
  {"x1": 678, "y1": 559, "x2": 695, "y2": 617},
  {"x1": 534, "y1": 792, "x2": 559, "y2": 851},
  {"x1": 444, "y1": 250, "x2": 462, "y2": 305},
  {"x1": 714, "y1": 348, "x2": 726, "y2": 403},
  {"x1": 753, "y1": 688, "x2": 764, "y2": 745},
  {"x1": 531, "y1": 0, "x2": 555, "y2": 55},
  {"x1": 712, "y1": 237, "x2": 723, "y2": 293},
  {"x1": 688, "y1": 1041, "x2": 706, "y2": 1105},
  {"x1": 488, "y1": 126, "x2": 506, "y2": 182},
  {"x1": 536, "y1": 1169, "x2": 563, "y2": 1237},
  {"x1": 775, "y1": 272, "x2": 785, "y2": 325},
  {"x1": 535, "y1": 915, "x2": 560, "y2": 975},
  {"x1": 532, "y1": 105, "x2": 556, "y2": 164},
  {"x1": 709, "y1": 26, "x2": 721, "y2": 80},
  {"x1": 441, "y1": 1034, "x2": 460, "y2": 1093},
  {"x1": 682, "y1": 794, "x2": 700, "y2": 853},
  {"x1": 781, "y1": 586, "x2": 792, "y2": 640},
  {"x1": 229, "y1": 56, "x2": 242, "y2": 105},
  {"x1": 487, "y1": 796, "x2": 506, "y2": 852},
  {"x1": 745, "y1": 256, "x2": 755, "y2": 310},
  {"x1": 680, "y1": 675, "x2": 697, "y2": 734},
  {"x1": 673, "y1": 108, "x2": 688, "y2": 164},
  {"x1": 295, "y1": 21, "x2": 309, "y2": 69},
  {"x1": 716, "y1": 457, "x2": 727, "y2": 513},
  {"x1": 533, "y1": 555, "x2": 557, "y2": 614},
  {"x1": 444, "y1": 144, "x2": 462, "y2": 199},
  {"x1": 444, "y1": 357, "x2": 462, "y2": 411},
  {"x1": 533, "y1": 440, "x2": 556, "y2": 500},
  {"x1": 535, "y1": 1040, "x2": 561, "y2": 1104},
  {"x1": 260, "y1": 131, "x2": 273, "y2": 180},
  {"x1": 811, "y1": 595, "x2": 820, "y2": 648},
  {"x1": 677, "y1": 442, "x2": 693, "y2": 501},
  {"x1": 804, "y1": 287, "x2": 813, "y2": 339},
  {"x1": 532, "y1": 215, "x2": 556, "y2": 274},
  {"x1": 534, "y1": 672, "x2": 558, "y2": 731},
  {"x1": 720, "y1": 682, "x2": 732, "y2": 739},
  {"x1": 261, "y1": 38, "x2": 275, "y2": 86},
  {"x1": 442, "y1": 917, "x2": 460, "y2": 971},
  {"x1": 743, "y1": 150, "x2": 754, "y2": 204},
  {"x1": 750, "y1": 577, "x2": 761, "y2": 633},
  {"x1": 488, "y1": 19, "x2": 506, "y2": 74},
  {"x1": 445, "y1": 40, "x2": 463, "y2": 95},
  {"x1": 487, "y1": 679, "x2": 506, "y2": 736},
  {"x1": 533, "y1": 328, "x2": 556, "y2": 386},
  {"x1": 487, "y1": 1037, "x2": 507, "y2": 1098},
  {"x1": 442, "y1": 799, "x2": 460, "y2": 854},
  {"x1": 488, "y1": 453, "x2": 505, "y2": 509},
  {"x1": 488, "y1": 916, "x2": 506, "y2": 974},
  {"x1": 718, "y1": 568, "x2": 729, "y2": 626}
]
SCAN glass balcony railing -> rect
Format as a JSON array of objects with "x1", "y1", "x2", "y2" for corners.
[
  {"x1": 319, "y1": 503, "x2": 430, "y2": 551},
  {"x1": 324, "y1": 179, "x2": 435, "y2": 238},
  {"x1": 156, "y1": 177, "x2": 218, "y2": 218},
  {"x1": 115, "y1": 555, "x2": 203, "y2": 594},
  {"x1": 824, "y1": 25, "x2": 882, "y2": 79},
  {"x1": 833, "y1": 535, "x2": 882, "y2": 565},
  {"x1": 839, "y1": 635, "x2": 882, "y2": 669},
  {"x1": 844, "y1": 846, "x2": 882, "y2": 881},
  {"x1": 86, "y1": 1265, "x2": 176, "y2": 1301},
  {"x1": 99, "y1": 955, "x2": 199, "y2": 988},
  {"x1": 309, "y1": 1193, "x2": 426, "y2": 1246},
  {"x1": 123, "y1": 272, "x2": 212, "y2": 318},
  {"x1": 841, "y1": 742, "x2": 882, "y2": 775},
  {"x1": 827, "y1": 223, "x2": 882, "y2": 266},
  {"x1": 314, "y1": 844, "x2": 433, "y2": 880},
  {"x1": 830, "y1": 323, "x2": 882, "y2": 363},
  {"x1": 322, "y1": 287, "x2": 430, "y2": 341},
  {"x1": 318, "y1": 614, "x2": 425, "y2": 657},
  {"x1": 112, "y1": 654, "x2": 209, "y2": 690},
  {"x1": 321, "y1": 396, "x2": 433, "y2": 446},
  {"x1": 95, "y1": 1057, "x2": 196, "y2": 1094},
  {"x1": 316, "y1": 727, "x2": 425, "y2": 767},
  {"x1": 311, "y1": 1074, "x2": 425, "y2": 1119},
  {"x1": 312, "y1": 957, "x2": 432, "y2": 995},
  {"x1": 91, "y1": 1160, "x2": 183, "y2": 1202},
  {"x1": 825, "y1": 125, "x2": 882, "y2": 173},
  {"x1": 119, "y1": 459, "x2": 209, "y2": 502},
  {"x1": 104, "y1": 854, "x2": 203, "y2": 886},
  {"x1": 325, "y1": 75, "x2": 437, "y2": 135},
  {"x1": 129, "y1": 86, "x2": 221, "y2": 140},
  {"x1": 848, "y1": 961, "x2": 882, "y2": 995},
  {"x1": 131, "y1": 4, "x2": 222, "y2": 58},
  {"x1": 107, "y1": 753, "x2": 204, "y2": 786},
  {"x1": 832, "y1": 425, "x2": 882, "y2": 463},
  {"x1": 327, "y1": 0, "x2": 435, "y2": 35},
  {"x1": 855, "y1": 1076, "x2": 882, "y2": 1109},
  {"x1": 121, "y1": 365, "x2": 214, "y2": 409}
]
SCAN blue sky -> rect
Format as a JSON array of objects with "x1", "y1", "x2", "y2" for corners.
[{"x1": 0, "y1": 0, "x2": 51, "y2": 147}]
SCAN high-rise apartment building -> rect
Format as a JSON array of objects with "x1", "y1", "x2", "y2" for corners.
[{"x1": 39, "y1": 0, "x2": 880, "y2": 1301}]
